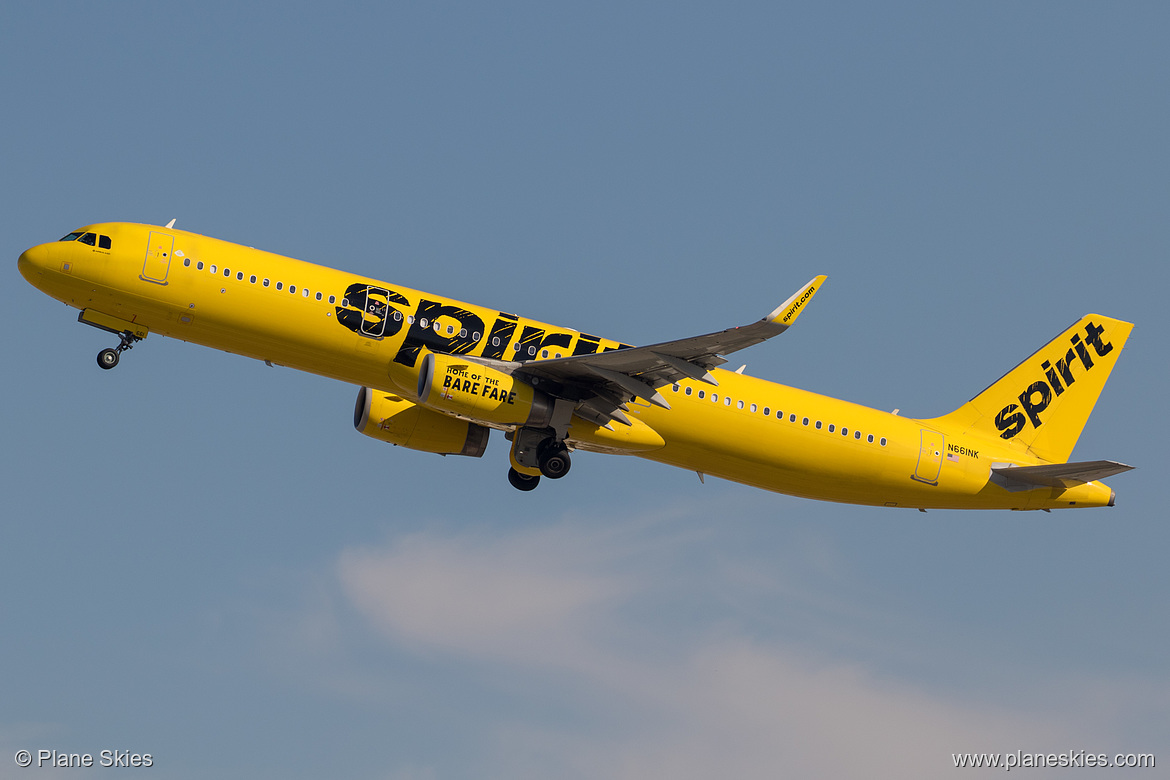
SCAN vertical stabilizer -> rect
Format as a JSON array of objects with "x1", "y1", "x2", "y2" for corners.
[{"x1": 932, "y1": 315, "x2": 1133, "y2": 463}]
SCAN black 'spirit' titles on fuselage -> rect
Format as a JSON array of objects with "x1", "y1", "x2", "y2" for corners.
[
  {"x1": 394, "y1": 298, "x2": 485, "y2": 366},
  {"x1": 335, "y1": 284, "x2": 409, "y2": 340},
  {"x1": 334, "y1": 281, "x2": 601, "y2": 368},
  {"x1": 573, "y1": 333, "x2": 601, "y2": 356},
  {"x1": 994, "y1": 321, "x2": 1114, "y2": 439},
  {"x1": 482, "y1": 312, "x2": 518, "y2": 360}
]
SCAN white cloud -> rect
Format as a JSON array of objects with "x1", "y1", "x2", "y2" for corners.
[
  {"x1": 328, "y1": 516, "x2": 1168, "y2": 780},
  {"x1": 337, "y1": 525, "x2": 629, "y2": 668}
]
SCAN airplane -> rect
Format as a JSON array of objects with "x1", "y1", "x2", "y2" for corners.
[{"x1": 18, "y1": 221, "x2": 1134, "y2": 510}]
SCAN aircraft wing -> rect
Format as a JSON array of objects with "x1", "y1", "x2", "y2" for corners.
[
  {"x1": 502, "y1": 276, "x2": 826, "y2": 426},
  {"x1": 991, "y1": 460, "x2": 1134, "y2": 488}
]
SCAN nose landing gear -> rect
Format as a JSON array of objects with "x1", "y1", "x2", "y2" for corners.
[
  {"x1": 78, "y1": 310, "x2": 148, "y2": 370},
  {"x1": 96, "y1": 330, "x2": 143, "y2": 370}
]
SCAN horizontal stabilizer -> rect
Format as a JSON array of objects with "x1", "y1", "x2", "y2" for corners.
[{"x1": 991, "y1": 460, "x2": 1134, "y2": 488}]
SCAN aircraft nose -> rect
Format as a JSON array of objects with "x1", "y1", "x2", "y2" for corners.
[{"x1": 18, "y1": 243, "x2": 51, "y2": 281}]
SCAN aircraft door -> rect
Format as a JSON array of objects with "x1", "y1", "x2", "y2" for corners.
[
  {"x1": 360, "y1": 286, "x2": 391, "y2": 338},
  {"x1": 912, "y1": 428, "x2": 945, "y2": 485},
  {"x1": 141, "y1": 231, "x2": 174, "y2": 284}
]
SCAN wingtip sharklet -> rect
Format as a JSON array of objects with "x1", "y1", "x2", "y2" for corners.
[{"x1": 767, "y1": 275, "x2": 827, "y2": 329}]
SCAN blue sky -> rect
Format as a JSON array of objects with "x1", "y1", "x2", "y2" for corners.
[{"x1": 2, "y1": 2, "x2": 1167, "y2": 777}]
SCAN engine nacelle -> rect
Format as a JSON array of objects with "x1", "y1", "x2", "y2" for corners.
[
  {"x1": 414, "y1": 352, "x2": 553, "y2": 428},
  {"x1": 354, "y1": 387, "x2": 489, "y2": 457}
]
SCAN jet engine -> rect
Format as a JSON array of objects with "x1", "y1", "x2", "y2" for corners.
[
  {"x1": 391, "y1": 351, "x2": 553, "y2": 429},
  {"x1": 354, "y1": 386, "x2": 489, "y2": 457}
]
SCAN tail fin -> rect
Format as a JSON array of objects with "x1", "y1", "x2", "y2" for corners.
[{"x1": 931, "y1": 314, "x2": 1133, "y2": 463}]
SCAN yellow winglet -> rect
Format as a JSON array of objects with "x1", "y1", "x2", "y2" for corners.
[{"x1": 767, "y1": 275, "x2": 827, "y2": 329}]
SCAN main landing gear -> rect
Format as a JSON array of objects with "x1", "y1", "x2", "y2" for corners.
[
  {"x1": 507, "y1": 428, "x2": 573, "y2": 491},
  {"x1": 536, "y1": 439, "x2": 572, "y2": 479},
  {"x1": 96, "y1": 331, "x2": 143, "y2": 370},
  {"x1": 508, "y1": 467, "x2": 541, "y2": 491}
]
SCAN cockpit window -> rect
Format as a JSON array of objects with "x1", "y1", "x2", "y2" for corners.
[{"x1": 59, "y1": 231, "x2": 112, "y2": 249}]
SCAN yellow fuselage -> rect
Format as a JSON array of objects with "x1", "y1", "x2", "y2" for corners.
[{"x1": 19, "y1": 222, "x2": 1119, "y2": 510}]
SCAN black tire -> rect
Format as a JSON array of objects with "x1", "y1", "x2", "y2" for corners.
[
  {"x1": 539, "y1": 449, "x2": 571, "y2": 479},
  {"x1": 97, "y1": 348, "x2": 119, "y2": 370},
  {"x1": 508, "y1": 467, "x2": 540, "y2": 491}
]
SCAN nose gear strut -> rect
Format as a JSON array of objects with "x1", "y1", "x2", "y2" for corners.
[{"x1": 78, "y1": 310, "x2": 148, "y2": 370}]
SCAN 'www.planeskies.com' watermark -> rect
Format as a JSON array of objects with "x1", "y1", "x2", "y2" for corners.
[{"x1": 953, "y1": 750, "x2": 1154, "y2": 770}]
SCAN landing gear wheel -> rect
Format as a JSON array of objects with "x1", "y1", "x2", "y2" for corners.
[
  {"x1": 97, "y1": 348, "x2": 120, "y2": 370},
  {"x1": 508, "y1": 467, "x2": 541, "y2": 492},
  {"x1": 538, "y1": 446, "x2": 572, "y2": 480}
]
